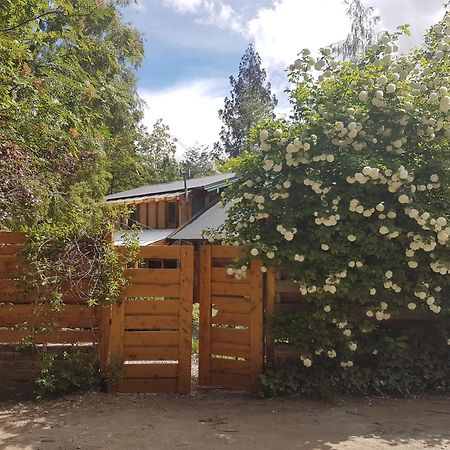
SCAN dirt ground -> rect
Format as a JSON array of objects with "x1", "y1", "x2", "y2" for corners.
[{"x1": 0, "y1": 390, "x2": 449, "y2": 450}]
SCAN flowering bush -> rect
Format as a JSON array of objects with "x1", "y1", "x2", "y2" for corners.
[
  {"x1": 212, "y1": 15, "x2": 450, "y2": 383},
  {"x1": 261, "y1": 322, "x2": 450, "y2": 398}
]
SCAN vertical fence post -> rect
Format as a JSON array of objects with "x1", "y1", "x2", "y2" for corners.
[
  {"x1": 249, "y1": 259, "x2": 264, "y2": 390},
  {"x1": 107, "y1": 300, "x2": 125, "y2": 392},
  {"x1": 198, "y1": 245, "x2": 212, "y2": 386},
  {"x1": 178, "y1": 245, "x2": 194, "y2": 394},
  {"x1": 99, "y1": 229, "x2": 114, "y2": 382},
  {"x1": 265, "y1": 268, "x2": 276, "y2": 367},
  {"x1": 99, "y1": 306, "x2": 111, "y2": 381}
]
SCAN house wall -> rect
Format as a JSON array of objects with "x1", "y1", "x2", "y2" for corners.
[
  {"x1": 138, "y1": 203, "x2": 147, "y2": 226},
  {"x1": 148, "y1": 202, "x2": 157, "y2": 228},
  {"x1": 157, "y1": 201, "x2": 166, "y2": 228},
  {"x1": 113, "y1": 187, "x2": 220, "y2": 231}
]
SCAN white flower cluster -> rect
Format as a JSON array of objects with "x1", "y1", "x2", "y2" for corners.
[
  {"x1": 217, "y1": 15, "x2": 450, "y2": 371},
  {"x1": 276, "y1": 224, "x2": 297, "y2": 241}
]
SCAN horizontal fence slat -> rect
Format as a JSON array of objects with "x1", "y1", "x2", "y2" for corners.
[
  {"x1": 123, "y1": 284, "x2": 180, "y2": 298},
  {"x1": 211, "y1": 327, "x2": 250, "y2": 346},
  {"x1": 209, "y1": 372, "x2": 251, "y2": 390},
  {"x1": 211, "y1": 246, "x2": 244, "y2": 259},
  {"x1": 211, "y1": 268, "x2": 250, "y2": 284},
  {"x1": 0, "y1": 329, "x2": 96, "y2": 344},
  {"x1": 124, "y1": 315, "x2": 179, "y2": 330},
  {"x1": 210, "y1": 341, "x2": 250, "y2": 359},
  {"x1": 210, "y1": 357, "x2": 251, "y2": 375},
  {"x1": 0, "y1": 244, "x2": 22, "y2": 256},
  {"x1": 116, "y1": 378, "x2": 178, "y2": 393},
  {"x1": 124, "y1": 268, "x2": 181, "y2": 284},
  {"x1": 211, "y1": 282, "x2": 251, "y2": 297},
  {"x1": 212, "y1": 312, "x2": 250, "y2": 327},
  {"x1": 137, "y1": 246, "x2": 181, "y2": 260},
  {"x1": 0, "y1": 256, "x2": 19, "y2": 278},
  {"x1": 125, "y1": 299, "x2": 180, "y2": 316},
  {"x1": 0, "y1": 304, "x2": 98, "y2": 328},
  {"x1": 211, "y1": 297, "x2": 251, "y2": 314},
  {"x1": 122, "y1": 363, "x2": 178, "y2": 379},
  {"x1": 275, "y1": 280, "x2": 300, "y2": 294},
  {"x1": 123, "y1": 346, "x2": 178, "y2": 360},
  {"x1": 0, "y1": 279, "x2": 18, "y2": 297},
  {"x1": 123, "y1": 330, "x2": 178, "y2": 347},
  {"x1": 0, "y1": 232, "x2": 27, "y2": 244}
]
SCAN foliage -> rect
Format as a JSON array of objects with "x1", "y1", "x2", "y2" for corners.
[
  {"x1": 216, "y1": 152, "x2": 250, "y2": 174},
  {"x1": 35, "y1": 347, "x2": 98, "y2": 399},
  {"x1": 19, "y1": 206, "x2": 139, "y2": 308},
  {"x1": 261, "y1": 322, "x2": 450, "y2": 398},
  {"x1": 331, "y1": 0, "x2": 381, "y2": 61},
  {"x1": 181, "y1": 144, "x2": 217, "y2": 178},
  {"x1": 214, "y1": 43, "x2": 277, "y2": 159},
  {"x1": 213, "y1": 15, "x2": 450, "y2": 391},
  {"x1": 111, "y1": 119, "x2": 181, "y2": 193},
  {"x1": 107, "y1": 354, "x2": 125, "y2": 388},
  {"x1": 0, "y1": 0, "x2": 147, "y2": 227},
  {"x1": 0, "y1": 140, "x2": 43, "y2": 227},
  {"x1": 191, "y1": 303, "x2": 200, "y2": 354}
]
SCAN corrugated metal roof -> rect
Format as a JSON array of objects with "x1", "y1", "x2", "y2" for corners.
[
  {"x1": 106, "y1": 173, "x2": 236, "y2": 202},
  {"x1": 114, "y1": 229, "x2": 176, "y2": 246},
  {"x1": 168, "y1": 202, "x2": 229, "y2": 240},
  {"x1": 107, "y1": 190, "x2": 186, "y2": 204}
]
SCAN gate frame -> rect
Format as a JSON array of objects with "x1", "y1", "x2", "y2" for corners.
[
  {"x1": 198, "y1": 244, "x2": 264, "y2": 391},
  {"x1": 106, "y1": 245, "x2": 194, "y2": 394}
]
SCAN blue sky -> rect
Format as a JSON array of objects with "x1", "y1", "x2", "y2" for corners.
[{"x1": 122, "y1": 0, "x2": 447, "y2": 156}]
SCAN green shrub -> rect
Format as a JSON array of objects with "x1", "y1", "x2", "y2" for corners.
[
  {"x1": 261, "y1": 322, "x2": 450, "y2": 398},
  {"x1": 35, "y1": 347, "x2": 99, "y2": 399}
]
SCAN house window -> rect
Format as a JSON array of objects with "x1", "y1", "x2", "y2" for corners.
[
  {"x1": 167, "y1": 202, "x2": 177, "y2": 228},
  {"x1": 192, "y1": 194, "x2": 205, "y2": 216}
]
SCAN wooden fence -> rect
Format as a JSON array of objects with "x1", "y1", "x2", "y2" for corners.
[
  {"x1": 199, "y1": 245, "x2": 263, "y2": 391},
  {"x1": 0, "y1": 231, "x2": 105, "y2": 397},
  {"x1": 108, "y1": 245, "x2": 194, "y2": 394},
  {"x1": 0, "y1": 232, "x2": 102, "y2": 346}
]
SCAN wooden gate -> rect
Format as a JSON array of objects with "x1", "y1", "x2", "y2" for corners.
[
  {"x1": 198, "y1": 245, "x2": 263, "y2": 391},
  {"x1": 108, "y1": 245, "x2": 193, "y2": 394}
]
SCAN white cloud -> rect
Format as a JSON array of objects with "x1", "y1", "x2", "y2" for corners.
[
  {"x1": 372, "y1": 0, "x2": 446, "y2": 50},
  {"x1": 162, "y1": 0, "x2": 203, "y2": 13},
  {"x1": 139, "y1": 79, "x2": 226, "y2": 158},
  {"x1": 248, "y1": 0, "x2": 351, "y2": 71},
  {"x1": 195, "y1": 1, "x2": 245, "y2": 33},
  {"x1": 136, "y1": 0, "x2": 447, "y2": 156},
  {"x1": 129, "y1": 0, "x2": 147, "y2": 12},
  {"x1": 162, "y1": 0, "x2": 245, "y2": 33}
]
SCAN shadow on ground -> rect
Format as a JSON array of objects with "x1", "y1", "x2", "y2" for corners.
[{"x1": 0, "y1": 389, "x2": 449, "y2": 450}]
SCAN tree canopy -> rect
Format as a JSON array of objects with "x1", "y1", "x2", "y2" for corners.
[
  {"x1": 331, "y1": 0, "x2": 380, "y2": 61},
  {"x1": 181, "y1": 144, "x2": 217, "y2": 178},
  {"x1": 214, "y1": 43, "x2": 277, "y2": 159},
  {"x1": 0, "y1": 0, "x2": 178, "y2": 228}
]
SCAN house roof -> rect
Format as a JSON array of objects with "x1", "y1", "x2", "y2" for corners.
[
  {"x1": 114, "y1": 229, "x2": 177, "y2": 246},
  {"x1": 107, "y1": 190, "x2": 185, "y2": 205},
  {"x1": 106, "y1": 173, "x2": 236, "y2": 202},
  {"x1": 168, "y1": 201, "x2": 230, "y2": 241}
]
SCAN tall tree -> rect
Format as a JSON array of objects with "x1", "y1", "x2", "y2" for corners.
[
  {"x1": 215, "y1": 44, "x2": 277, "y2": 159},
  {"x1": 181, "y1": 144, "x2": 217, "y2": 178},
  {"x1": 107, "y1": 119, "x2": 181, "y2": 193},
  {"x1": 331, "y1": 0, "x2": 380, "y2": 61},
  {"x1": 138, "y1": 119, "x2": 180, "y2": 186}
]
